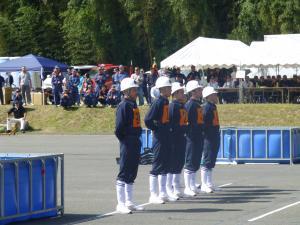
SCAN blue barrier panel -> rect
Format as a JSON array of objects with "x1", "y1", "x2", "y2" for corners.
[
  {"x1": 0, "y1": 153, "x2": 64, "y2": 225},
  {"x1": 253, "y1": 130, "x2": 266, "y2": 158},
  {"x1": 140, "y1": 128, "x2": 300, "y2": 164},
  {"x1": 238, "y1": 130, "x2": 251, "y2": 158},
  {"x1": 268, "y1": 130, "x2": 281, "y2": 158}
]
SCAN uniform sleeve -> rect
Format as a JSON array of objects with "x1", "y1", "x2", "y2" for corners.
[
  {"x1": 144, "y1": 100, "x2": 161, "y2": 130},
  {"x1": 114, "y1": 103, "x2": 126, "y2": 141}
]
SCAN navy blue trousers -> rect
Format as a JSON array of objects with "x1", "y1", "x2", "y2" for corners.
[
  {"x1": 169, "y1": 133, "x2": 186, "y2": 174},
  {"x1": 150, "y1": 128, "x2": 171, "y2": 176},
  {"x1": 202, "y1": 135, "x2": 220, "y2": 169},
  {"x1": 52, "y1": 88, "x2": 62, "y2": 105},
  {"x1": 117, "y1": 137, "x2": 141, "y2": 184},
  {"x1": 184, "y1": 135, "x2": 203, "y2": 172}
]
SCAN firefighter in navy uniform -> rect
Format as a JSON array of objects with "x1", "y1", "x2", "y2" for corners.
[
  {"x1": 201, "y1": 86, "x2": 220, "y2": 193},
  {"x1": 144, "y1": 76, "x2": 173, "y2": 204},
  {"x1": 166, "y1": 82, "x2": 188, "y2": 199},
  {"x1": 115, "y1": 77, "x2": 144, "y2": 214},
  {"x1": 183, "y1": 80, "x2": 204, "y2": 196}
]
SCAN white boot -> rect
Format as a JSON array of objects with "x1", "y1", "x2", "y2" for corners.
[
  {"x1": 158, "y1": 174, "x2": 171, "y2": 202},
  {"x1": 200, "y1": 167, "x2": 213, "y2": 193},
  {"x1": 149, "y1": 175, "x2": 164, "y2": 204},
  {"x1": 116, "y1": 181, "x2": 132, "y2": 214},
  {"x1": 166, "y1": 173, "x2": 178, "y2": 201},
  {"x1": 166, "y1": 173, "x2": 173, "y2": 196},
  {"x1": 183, "y1": 170, "x2": 196, "y2": 197},
  {"x1": 125, "y1": 183, "x2": 144, "y2": 211},
  {"x1": 173, "y1": 173, "x2": 182, "y2": 198},
  {"x1": 206, "y1": 169, "x2": 219, "y2": 191},
  {"x1": 190, "y1": 172, "x2": 200, "y2": 194}
]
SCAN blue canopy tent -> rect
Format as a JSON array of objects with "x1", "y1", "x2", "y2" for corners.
[
  {"x1": 0, "y1": 54, "x2": 68, "y2": 88},
  {"x1": 0, "y1": 54, "x2": 68, "y2": 73}
]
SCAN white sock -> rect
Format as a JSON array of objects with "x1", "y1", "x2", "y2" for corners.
[
  {"x1": 201, "y1": 167, "x2": 208, "y2": 187},
  {"x1": 158, "y1": 174, "x2": 167, "y2": 197},
  {"x1": 149, "y1": 175, "x2": 158, "y2": 196},
  {"x1": 206, "y1": 169, "x2": 213, "y2": 188},
  {"x1": 166, "y1": 173, "x2": 173, "y2": 195},
  {"x1": 184, "y1": 169, "x2": 192, "y2": 190},
  {"x1": 125, "y1": 183, "x2": 133, "y2": 205},
  {"x1": 190, "y1": 172, "x2": 196, "y2": 190},
  {"x1": 173, "y1": 173, "x2": 181, "y2": 193},
  {"x1": 116, "y1": 180, "x2": 126, "y2": 206}
]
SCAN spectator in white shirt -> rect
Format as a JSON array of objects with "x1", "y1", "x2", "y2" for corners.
[
  {"x1": 131, "y1": 67, "x2": 144, "y2": 106},
  {"x1": 19, "y1": 66, "x2": 32, "y2": 105}
]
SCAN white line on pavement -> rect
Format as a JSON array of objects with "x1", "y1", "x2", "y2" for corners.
[{"x1": 248, "y1": 201, "x2": 300, "y2": 222}]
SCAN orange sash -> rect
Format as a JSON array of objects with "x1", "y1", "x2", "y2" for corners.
[
  {"x1": 161, "y1": 105, "x2": 169, "y2": 124},
  {"x1": 197, "y1": 108, "x2": 203, "y2": 125},
  {"x1": 179, "y1": 108, "x2": 188, "y2": 126}
]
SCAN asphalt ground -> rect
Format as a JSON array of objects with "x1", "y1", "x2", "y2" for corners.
[{"x1": 1, "y1": 135, "x2": 299, "y2": 225}]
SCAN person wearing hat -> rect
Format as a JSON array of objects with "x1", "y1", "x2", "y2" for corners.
[
  {"x1": 166, "y1": 82, "x2": 188, "y2": 199},
  {"x1": 84, "y1": 87, "x2": 97, "y2": 108},
  {"x1": 183, "y1": 80, "x2": 204, "y2": 196},
  {"x1": 51, "y1": 66, "x2": 64, "y2": 106},
  {"x1": 144, "y1": 76, "x2": 173, "y2": 204},
  {"x1": 115, "y1": 77, "x2": 143, "y2": 214},
  {"x1": 201, "y1": 86, "x2": 220, "y2": 193}
]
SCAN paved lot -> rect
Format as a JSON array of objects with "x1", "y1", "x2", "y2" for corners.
[{"x1": 1, "y1": 135, "x2": 300, "y2": 225}]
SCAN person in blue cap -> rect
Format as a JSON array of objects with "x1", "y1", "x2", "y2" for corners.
[
  {"x1": 166, "y1": 82, "x2": 188, "y2": 199},
  {"x1": 68, "y1": 69, "x2": 80, "y2": 106},
  {"x1": 144, "y1": 76, "x2": 174, "y2": 204},
  {"x1": 183, "y1": 80, "x2": 204, "y2": 196},
  {"x1": 51, "y1": 66, "x2": 64, "y2": 106},
  {"x1": 115, "y1": 77, "x2": 143, "y2": 214},
  {"x1": 201, "y1": 86, "x2": 220, "y2": 193}
]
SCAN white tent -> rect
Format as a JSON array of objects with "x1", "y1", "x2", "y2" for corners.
[
  {"x1": 243, "y1": 40, "x2": 300, "y2": 68},
  {"x1": 160, "y1": 37, "x2": 250, "y2": 69}
]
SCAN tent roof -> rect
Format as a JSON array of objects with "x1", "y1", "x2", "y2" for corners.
[
  {"x1": 244, "y1": 40, "x2": 300, "y2": 67},
  {"x1": 160, "y1": 37, "x2": 250, "y2": 69},
  {"x1": 0, "y1": 54, "x2": 68, "y2": 72}
]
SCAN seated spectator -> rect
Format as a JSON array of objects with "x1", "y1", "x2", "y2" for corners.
[
  {"x1": 222, "y1": 75, "x2": 235, "y2": 88},
  {"x1": 187, "y1": 65, "x2": 200, "y2": 81},
  {"x1": 98, "y1": 85, "x2": 108, "y2": 106},
  {"x1": 106, "y1": 85, "x2": 121, "y2": 107},
  {"x1": 7, "y1": 101, "x2": 27, "y2": 133},
  {"x1": 12, "y1": 89, "x2": 23, "y2": 106},
  {"x1": 174, "y1": 67, "x2": 187, "y2": 84},
  {"x1": 264, "y1": 76, "x2": 273, "y2": 87},
  {"x1": 60, "y1": 89, "x2": 72, "y2": 109},
  {"x1": 252, "y1": 76, "x2": 259, "y2": 87},
  {"x1": 221, "y1": 75, "x2": 236, "y2": 103},
  {"x1": 208, "y1": 76, "x2": 219, "y2": 89},
  {"x1": 258, "y1": 76, "x2": 266, "y2": 86},
  {"x1": 290, "y1": 75, "x2": 299, "y2": 87},
  {"x1": 84, "y1": 88, "x2": 98, "y2": 108}
]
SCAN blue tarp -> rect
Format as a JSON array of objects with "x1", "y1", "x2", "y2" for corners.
[{"x1": 0, "y1": 54, "x2": 68, "y2": 72}]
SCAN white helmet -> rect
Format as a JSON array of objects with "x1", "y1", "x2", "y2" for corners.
[
  {"x1": 186, "y1": 80, "x2": 202, "y2": 93},
  {"x1": 171, "y1": 82, "x2": 184, "y2": 94},
  {"x1": 120, "y1": 77, "x2": 139, "y2": 91},
  {"x1": 202, "y1": 86, "x2": 218, "y2": 98},
  {"x1": 155, "y1": 76, "x2": 171, "y2": 89}
]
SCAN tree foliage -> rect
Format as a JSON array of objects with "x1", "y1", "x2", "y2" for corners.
[{"x1": 0, "y1": 0, "x2": 299, "y2": 67}]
